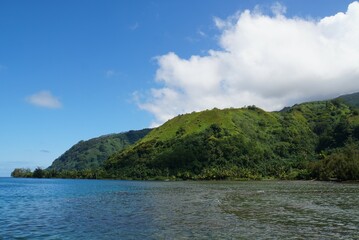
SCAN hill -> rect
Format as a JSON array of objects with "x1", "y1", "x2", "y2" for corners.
[
  {"x1": 105, "y1": 99, "x2": 359, "y2": 180},
  {"x1": 338, "y1": 92, "x2": 359, "y2": 108},
  {"x1": 12, "y1": 93, "x2": 359, "y2": 180},
  {"x1": 48, "y1": 129, "x2": 151, "y2": 171}
]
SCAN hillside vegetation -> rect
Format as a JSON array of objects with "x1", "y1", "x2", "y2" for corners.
[
  {"x1": 339, "y1": 92, "x2": 359, "y2": 108},
  {"x1": 48, "y1": 129, "x2": 151, "y2": 170},
  {"x1": 12, "y1": 93, "x2": 359, "y2": 181},
  {"x1": 104, "y1": 99, "x2": 359, "y2": 180}
]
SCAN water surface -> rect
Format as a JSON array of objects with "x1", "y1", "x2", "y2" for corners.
[{"x1": 0, "y1": 178, "x2": 358, "y2": 239}]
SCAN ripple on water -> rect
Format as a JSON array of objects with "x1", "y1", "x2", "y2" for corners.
[{"x1": 0, "y1": 179, "x2": 358, "y2": 239}]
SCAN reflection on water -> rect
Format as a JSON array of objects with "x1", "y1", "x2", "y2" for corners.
[{"x1": 0, "y1": 178, "x2": 358, "y2": 239}]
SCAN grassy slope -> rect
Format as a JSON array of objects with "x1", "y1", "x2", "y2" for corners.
[
  {"x1": 49, "y1": 129, "x2": 151, "y2": 170},
  {"x1": 138, "y1": 107, "x2": 280, "y2": 143},
  {"x1": 106, "y1": 100, "x2": 359, "y2": 179}
]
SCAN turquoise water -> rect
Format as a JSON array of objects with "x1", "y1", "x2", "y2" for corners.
[{"x1": 0, "y1": 178, "x2": 358, "y2": 239}]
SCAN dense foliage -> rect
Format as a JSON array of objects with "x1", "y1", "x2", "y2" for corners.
[
  {"x1": 339, "y1": 92, "x2": 359, "y2": 108},
  {"x1": 12, "y1": 93, "x2": 359, "y2": 181},
  {"x1": 48, "y1": 129, "x2": 151, "y2": 170},
  {"x1": 104, "y1": 99, "x2": 359, "y2": 181},
  {"x1": 11, "y1": 167, "x2": 107, "y2": 179},
  {"x1": 310, "y1": 141, "x2": 359, "y2": 181}
]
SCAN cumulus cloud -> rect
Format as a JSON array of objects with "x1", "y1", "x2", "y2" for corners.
[
  {"x1": 139, "y1": 2, "x2": 359, "y2": 127},
  {"x1": 271, "y1": 2, "x2": 287, "y2": 16},
  {"x1": 26, "y1": 91, "x2": 62, "y2": 109}
]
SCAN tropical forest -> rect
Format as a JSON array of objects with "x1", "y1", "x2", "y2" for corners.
[{"x1": 12, "y1": 92, "x2": 359, "y2": 181}]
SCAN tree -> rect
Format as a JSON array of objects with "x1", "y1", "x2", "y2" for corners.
[
  {"x1": 316, "y1": 142, "x2": 359, "y2": 181},
  {"x1": 33, "y1": 167, "x2": 44, "y2": 178},
  {"x1": 11, "y1": 168, "x2": 32, "y2": 178}
]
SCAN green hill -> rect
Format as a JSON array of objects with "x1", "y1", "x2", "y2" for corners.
[
  {"x1": 105, "y1": 99, "x2": 359, "y2": 180},
  {"x1": 12, "y1": 93, "x2": 359, "y2": 180},
  {"x1": 339, "y1": 92, "x2": 359, "y2": 108},
  {"x1": 48, "y1": 129, "x2": 151, "y2": 171}
]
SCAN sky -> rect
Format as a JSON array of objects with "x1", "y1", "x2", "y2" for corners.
[{"x1": 0, "y1": 0, "x2": 358, "y2": 176}]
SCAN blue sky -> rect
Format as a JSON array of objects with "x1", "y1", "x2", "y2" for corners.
[{"x1": 0, "y1": 0, "x2": 357, "y2": 176}]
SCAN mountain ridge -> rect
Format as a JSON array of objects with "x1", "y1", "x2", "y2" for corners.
[
  {"x1": 338, "y1": 91, "x2": 359, "y2": 108},
  {"x1": 48, "y1": 128, "x2": 151, "y2": 171},
  {"x1": 12, "y1": 92, "x2": 359, "y2": 180},
  {"x1": 105, "y1": 96, "x2": 359, "y2": 180}
]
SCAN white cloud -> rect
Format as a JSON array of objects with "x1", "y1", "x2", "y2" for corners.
[
  {"x1": 271, "y1": 2, "x2": 287, "y2": 16},
  {"x1": 105, "y1": 69, "x2": 127, "y2": 79},
  {"x1": 197, "y1": 30, "x2": 207, "y2": 37},
  {"x1": 138, "y1": 2, "x2": 359, "y2": 127},
  {"x1": 105, "y1": 70, "x2": 116, "y2": 78},
  {"x1": 129, "y1": 22, "x2": 139, "y2": 31},
  {"x1": 26, "y1": 91, "x2": 62, "y2": 109}
]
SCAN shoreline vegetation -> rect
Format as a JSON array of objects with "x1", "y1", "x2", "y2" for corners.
[
  {"x1": 9, "y1": 167, "x2": 359, "y2": 182},
  {"x1": 11, "y1": 139, "x2": 359, "y2": 182},
  {"x1": 11, "y1": 95, "x2": 359, "y2": 182}
]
